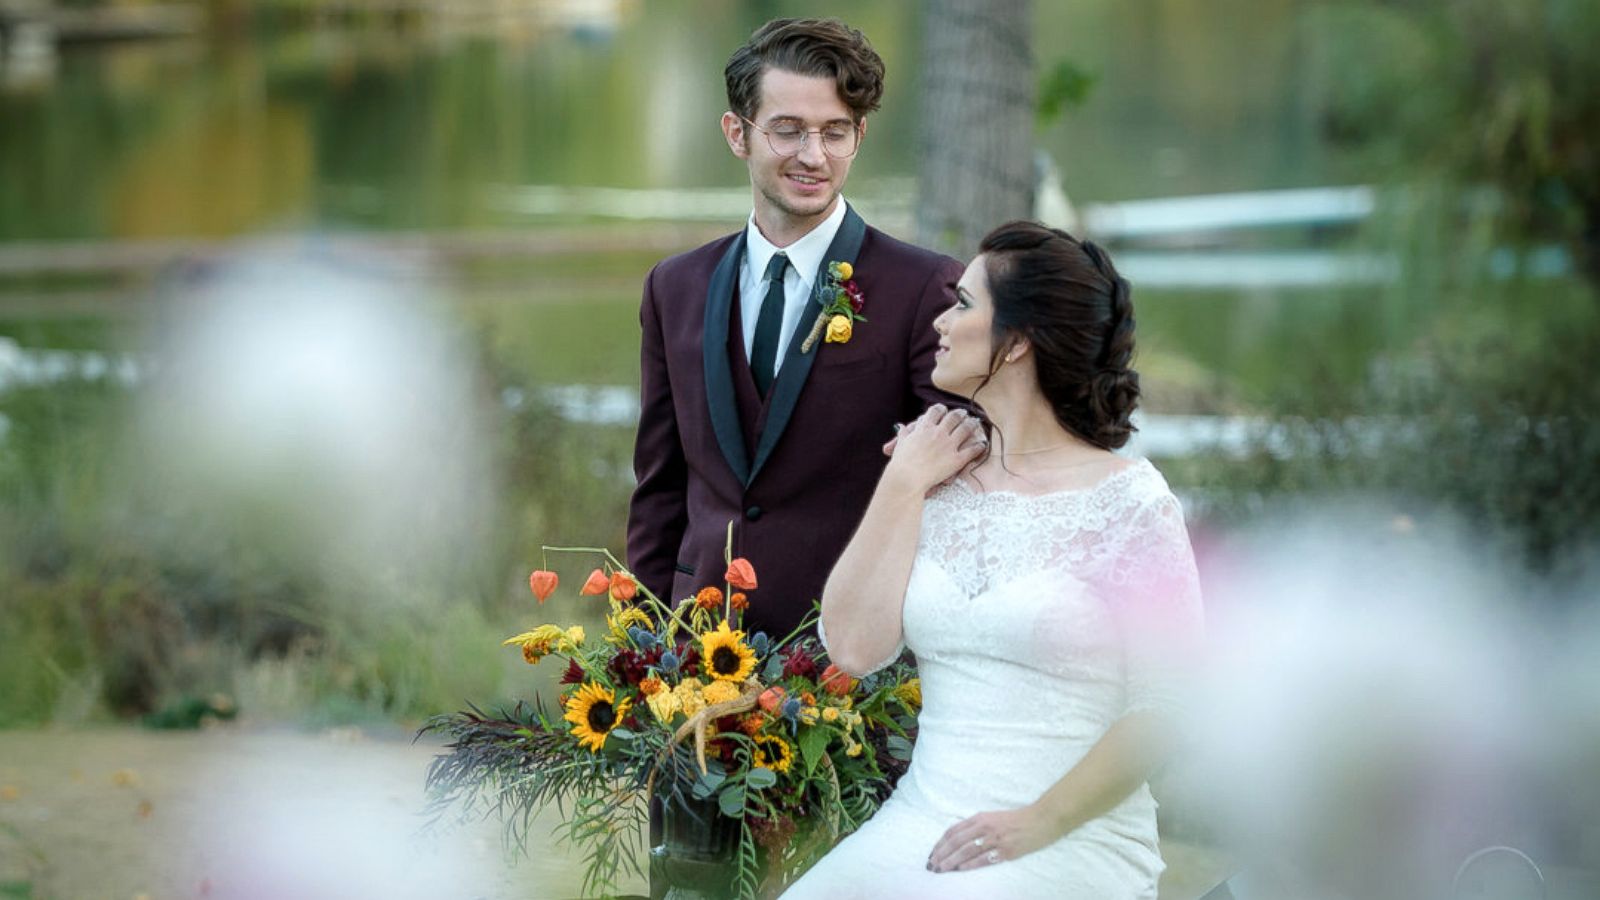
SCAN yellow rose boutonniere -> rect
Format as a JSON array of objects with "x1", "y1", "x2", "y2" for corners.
[{"x1": 801, "y1": 260, "x2": 866, "y2": 353}]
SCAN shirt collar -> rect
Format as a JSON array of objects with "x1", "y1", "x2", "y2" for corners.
[{"x1": 744, "y1": 199, "x2": 849, "y2": 291}]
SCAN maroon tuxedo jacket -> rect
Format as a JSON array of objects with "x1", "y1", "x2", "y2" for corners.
[{"x1": 628, "y1": 205, "x2": 964, "y2": 639}]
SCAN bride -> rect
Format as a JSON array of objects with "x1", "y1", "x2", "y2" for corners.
[{"x1": 783, "y1": 221, "x2": 1204, "y2": 899}]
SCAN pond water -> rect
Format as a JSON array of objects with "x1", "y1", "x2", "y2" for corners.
[{"x1": 0, "y1": 0, "x2": 1416, "y2": 408}]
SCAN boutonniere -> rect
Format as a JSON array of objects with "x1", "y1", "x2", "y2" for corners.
[{"x1": 800, "y1": 261, "x2": 867, "y2": 353}]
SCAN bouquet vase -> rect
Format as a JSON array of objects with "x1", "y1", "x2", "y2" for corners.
[{"x1": 649, "y1": 794, "x2": 740, "y2": 900}]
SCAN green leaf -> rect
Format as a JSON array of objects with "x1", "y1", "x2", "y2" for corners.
[
  {"x1": 609, "y1": 728, "x2": 636, "y2": 741},
  {"x1": 745, "y1": 766, "x2": 777, "y2": 790},
  {"x1": 762, "y1": 655, "x2": 784, "y2": 682},
  {"x1": 797, "y1": 724, "x2": 832, "y2": 777},
  {"x1": 886, "y1": 734, "x2": 914, "y2": 761},
  {"x1": 691, "y1": 769, "x2": 726, "y2": 799},
  {"x1": 718, "y1": 782, "x2": 746, "y2": 818},
  {"x1": 1037, "y1": 58, "x2": 1097, "y2": 127}
]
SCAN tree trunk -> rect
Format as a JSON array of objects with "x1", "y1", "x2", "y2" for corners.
[{"x1": 915, "y1": 0, "x2": 1037, "y2": 259}]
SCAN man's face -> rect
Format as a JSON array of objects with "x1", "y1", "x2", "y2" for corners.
[{"x1": 722, "y1": 68, "x2": 864, "y2": 232}]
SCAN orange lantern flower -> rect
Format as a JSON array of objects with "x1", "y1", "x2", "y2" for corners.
[
  {"x1": 609, "y1": 572, "x2": 638, "y2": 602},
  {"x1": 580, "y1": 569, "x2": 610, "y2": 596},
  {"x1": 724, "y1": 558, "x2": 758, "y2": 591},
  {"x1": 820, "y1": 664, "x2": 855, "y2": 696},
  {"x1": 528, "y1": 570, "x2": 559, "y2": 604},
  {"x1": 758, "y1": 686, "x2": 787, "y2": 714}
]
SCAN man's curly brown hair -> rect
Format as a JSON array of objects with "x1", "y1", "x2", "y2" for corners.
[{"x1": 724, "y1": 18, "x2": 886, "y2": 128}]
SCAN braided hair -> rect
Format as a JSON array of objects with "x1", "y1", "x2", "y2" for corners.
[{"x1": 976, "y1": 221, "x2": 1140, "y2": 450}]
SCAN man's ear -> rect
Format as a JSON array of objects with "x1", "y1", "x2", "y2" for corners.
[
  {"x1": 721, "y1": 112, "x2": 750, "y2": 159},
  {"x1": 856, "y1": 117, "x2": 868, "y2": 147}
]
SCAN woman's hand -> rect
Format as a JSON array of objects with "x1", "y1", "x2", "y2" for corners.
[
  {"x1": 925, "y1": 805, "x2": 1060, "y2": 873},
  {"x1": 880, "y1": 405, "x2": 986, "y2": 495}
]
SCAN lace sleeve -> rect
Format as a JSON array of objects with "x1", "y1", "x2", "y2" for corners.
[
  {"x1": 817, "y1": 617, "x2": 905, "y2": 677},
  {"x1": 1101, "y1": 491, "x2": 1205, "y2": 717}
]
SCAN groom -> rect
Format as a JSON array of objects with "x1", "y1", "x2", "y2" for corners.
[{"x1": 627, "y1": 18, "x2": 964, "y2": 640}]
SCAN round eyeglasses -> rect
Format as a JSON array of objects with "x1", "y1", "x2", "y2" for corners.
[{"x1": 740, "y1": 116, "x2": 861, "y2": 159}]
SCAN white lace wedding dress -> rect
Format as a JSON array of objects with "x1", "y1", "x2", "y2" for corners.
[{"x1": 785, "y1": 459, "x2": 1203, "y2": 900}]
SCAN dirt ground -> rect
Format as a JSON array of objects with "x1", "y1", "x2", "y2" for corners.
[{"x1": 0, "y1": 726, "x2": 1228, "y2": 899}]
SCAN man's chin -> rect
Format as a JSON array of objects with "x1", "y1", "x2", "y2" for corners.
[{"x1": 771, "y1": 189, "x2": 839, "y2": 221}]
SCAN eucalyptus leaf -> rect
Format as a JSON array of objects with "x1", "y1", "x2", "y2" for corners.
[
  {"x1": 609, "y1": 728, "x2": 635, "y2": 741},
  {"x1": 746, "y1": 766, "x2": 778, "y2": 790},
  {"x1": 718, "y1": 783, "x2": 747, "y2": 818},
  {"x1": 762, "y1": 655, "x2": 784, "y2": 682},
  {"x1": 691, "y1": 769, "x2": 726, "y2": 799},
  {"x1": 886, "y1": 734, "x2": 914, "y2": 761}
]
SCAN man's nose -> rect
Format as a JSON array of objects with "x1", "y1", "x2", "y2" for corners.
[{"x1": 795, "y1": 134, "x2": 827, "y2": 168}]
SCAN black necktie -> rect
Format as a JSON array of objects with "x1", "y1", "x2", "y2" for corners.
[{"x1": 751, "y1": 253, "x2": 789, "y2": 396}]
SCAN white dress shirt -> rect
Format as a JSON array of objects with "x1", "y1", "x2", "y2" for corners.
[{"x1": 738, "y1": 199, "x2": 849, "y2": 372}]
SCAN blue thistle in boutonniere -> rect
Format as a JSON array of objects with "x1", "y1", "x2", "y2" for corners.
[{"x1": 801, "y1": 260, "x2": 867, "y2": 353}]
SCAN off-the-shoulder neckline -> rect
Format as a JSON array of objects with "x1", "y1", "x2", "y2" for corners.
[{"x1": 947, "y1": 457, "x2": 1154, "y2": 500}]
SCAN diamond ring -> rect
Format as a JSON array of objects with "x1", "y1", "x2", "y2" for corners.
[
  {"x1": 986, "y1": 849, "x2": 1001, "y2": 865},
  {"x1": 973, "y1": 837, "x2": 984, "y2": 848}
]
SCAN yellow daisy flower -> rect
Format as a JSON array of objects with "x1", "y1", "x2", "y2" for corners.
[
  {"x1": 751, "y1": 733, "x2": 794, "y2": 774},
  {"x1": 563, "y1": 682, "x2": 631, "y2": 752},
  {"x1": 699, "y1": 621, "x2": 756, "y2": 683}
]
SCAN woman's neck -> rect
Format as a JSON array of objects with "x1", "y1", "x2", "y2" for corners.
[{"x1": 977, "y1": 384, "x2": 1106, "y2": 473}]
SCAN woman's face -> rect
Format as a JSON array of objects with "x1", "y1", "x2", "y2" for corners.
[{"x1": 931, "y1": 255, "x2": 998, "y2": 397}]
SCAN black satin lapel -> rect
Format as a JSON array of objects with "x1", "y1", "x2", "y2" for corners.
[
  {"x1": 747, "y1": 205, "x2": 868, "y2": 484},
  {"x1": 703, "y1": 233, "x2": 750, "y2": 484}
]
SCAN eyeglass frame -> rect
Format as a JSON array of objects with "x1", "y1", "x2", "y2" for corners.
[{"x1": 738, "y1": 115, "x2": 863, "y2": 159}]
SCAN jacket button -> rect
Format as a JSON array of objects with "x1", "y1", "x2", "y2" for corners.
[{"x1": 745, "y1": 505, "x2": 763, "y2": 521}]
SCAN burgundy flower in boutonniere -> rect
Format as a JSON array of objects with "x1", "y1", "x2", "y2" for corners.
[{"x1": 801, "y1": 260, "x2": 868, "y2": 353}]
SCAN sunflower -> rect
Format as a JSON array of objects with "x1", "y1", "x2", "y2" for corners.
[
  {"x1": 699, "y1": 621, "x2": 756, "y2": 683},
  {"x1": 751, "y1": 733, "x2": 794, "y2": 774},
  {"x1": 563, "y1": 682, "x2": 632, "y2": 752}
]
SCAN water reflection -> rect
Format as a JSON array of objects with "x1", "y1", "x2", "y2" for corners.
[{"x1": 0, "y1": 0, "x2": 1356, "y2": 242}]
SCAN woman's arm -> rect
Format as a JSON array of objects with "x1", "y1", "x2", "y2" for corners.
[
  {"x1": 820, "y1": 404, "x2": 985, "y2": 675},
  {"x1": 926, "y1": 712, "x2": 1171, "y2": 872}
]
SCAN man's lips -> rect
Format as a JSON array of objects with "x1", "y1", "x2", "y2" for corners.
[{"x1": 785, "y1": 172, "x2": 828, "y2": 188}]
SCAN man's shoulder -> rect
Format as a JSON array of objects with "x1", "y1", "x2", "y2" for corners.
[
  {"x1": 649, "y1": 232, "x2": 742, "y2": 284},
  {"x1": 859, "y1": 225, "x2": 963, "y2": 280}
]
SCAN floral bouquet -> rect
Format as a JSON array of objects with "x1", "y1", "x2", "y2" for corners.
[{"x1": 420, "y1": 538, "x2": 920, "y2": 899}]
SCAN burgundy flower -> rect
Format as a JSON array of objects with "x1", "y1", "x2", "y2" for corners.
[
  {"x1": 559, "y1": 658, "x2": 586, "y2": 685},
  {"x1": 844, "y1": 281, "x2": 864, "y2": 313},
  {"x1": 781, "y1": 644, "x2": 820, "y2": 680},
  {"x1": 609, "y1": 650, "x2": 646, "y2": 685},
  {"x1": 674, "y1": 642, "x2": 702, "y2": 678}
]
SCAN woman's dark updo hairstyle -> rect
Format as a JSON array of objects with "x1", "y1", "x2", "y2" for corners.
[{"x1": 977, "y1": 220, "x2": 1139, "y2": 450}]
